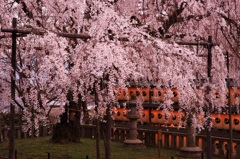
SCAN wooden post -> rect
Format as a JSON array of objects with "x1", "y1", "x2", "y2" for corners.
[
  {"x1": 226, "y1": 52, "x2": 233, "y2": 159},
  {"x1": 177, "y1": 36, "x2": 217, "y2": 159},
  {"x1": 1, "y1": 18, "x2": 31, "y2": 159},
  {"x1": 0, "y1": 114, "x2": 2, "y2": 142},
  {"x1": 3, "y1": 129, "x2": 8, "y2": 141},
  {"x1": 236, "y1": 141, "x2": 240, "y2": 159},
  {"x1": 145, "y1": 132, "x2": 149, "y2": 146},
  {"x1": 138, "y1": 131, "x2": 143, "y2": 141},
  {"x1": 158, "y1": 130, "x2": 162, "y2": 158},
  {"x1": 47, "y1": 152, "x2": 50, "y2": 159},
  {"x1": 179, "y1": 135, "x2": 184, "y2": 148},
  {"x1": 8, "y1": 18, "x2": 16, "y2": 159},
  {"x1": 202, "y1": 137, "x2": 207, "y2": 152},
  {"x1": 15, "y1": 150, "x2": 17, "y2": 159},
  {"x1": 165, "y1": 134, "x2": 169, "y2": 148},
  {"x1": 171, "y1": 134, "x2": 176, "y2": 149},
  {"x1": 42, "y1": 126, "x2": 47, "y2": 137},
  {"x1": 218, "y1": 140, "x2": 224, "y2": 156},
  {"x1": 95, "y1": 92, "x2": 101, "y2": 159},
  {"x1": 23, "y1": 131, "x2": 27, "y2": 139},
  {"x1": 0, "y1": 126, "x2": 2, "y2": 142},
  {"x1": 206, "y1": 36, "x2": 213, "y2": 159},
  {"x1": 104, "y1": 105, "x2": 112, "y2": 159},
  {"x1": 114, "y1": 130, "x2": 119, "y2": 141},
  {"x1": 17, "y1": 128, "x2": 21, "y2": 139}
]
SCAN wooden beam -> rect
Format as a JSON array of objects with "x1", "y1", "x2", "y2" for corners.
[
  {"x1": 1, "y1": 28, "x2": 32, "y2": 34},
  {"x1": 176, "y1": 41, "x2": 218, "y2": 46},
  {"x1": 58, "y1": 32, "x2": 91, "y2": 40}
]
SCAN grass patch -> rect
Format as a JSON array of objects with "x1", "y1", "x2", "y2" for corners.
[{"x1": 0, "y1": 137, "x2": 222, "y2": 159}]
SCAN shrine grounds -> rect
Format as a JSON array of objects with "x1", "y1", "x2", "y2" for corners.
[{"x1": 0, "y1": 137, "x2": 222, "y2": 159}]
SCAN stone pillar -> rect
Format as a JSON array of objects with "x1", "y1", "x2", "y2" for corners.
[
  {"x1": 178, "y1": 118, "x2": 203, "y2": 158},
  {"x1": 124, "y1": 96, "x2": 143, "y2": 146}
]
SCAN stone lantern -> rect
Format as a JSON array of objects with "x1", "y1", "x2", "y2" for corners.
[
  {"x1": 124, "y1": 95, "x2": 143, "y2": 145},
  {"x1": 178, "y1": 117, "x2": 203, "y2": 158}
]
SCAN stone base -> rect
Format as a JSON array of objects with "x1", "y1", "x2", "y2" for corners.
[
  {"x1": 124, "y1": 139, "x2": 143, "y2": 144},
  {"x1": 123, "y1": 139, "x2": 145, "y2": 148},
  {"x1": 178, "y1": 146, "x2": 203, "y2": 158}
]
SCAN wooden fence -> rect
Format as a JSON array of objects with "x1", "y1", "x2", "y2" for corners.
[
  {"x1": 0, "y1": 124, "x2": 54, "y2": 141},
  {"x1": 80, "y1": 125, "x2": 240, "y2": 158},
  {"x1": 1, "y1": 124, "x2": 240, "y2": 158}
]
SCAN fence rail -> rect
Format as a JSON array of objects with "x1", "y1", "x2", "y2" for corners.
[
  {"x1": 1, "y1": 124, "x2": 240, "y2": 158},
  {"x1": 0, "y1": 124, "x2": 54, "y2": 141},
  {"x1": 79, "y1": 124, "x2": 240, "y2": 158}
]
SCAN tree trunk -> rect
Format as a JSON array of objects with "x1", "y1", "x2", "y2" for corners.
[
  {"x1": 104, "y1": 106, "x2": 112, "y2": 159},
  {"x1": 51, "y1": 101, "x2": 81, "y2": 143},
  {"x1": 82, "y1": 101, "x2": 90, "y2": 124},
  {"x1": 95, "y1": 118, "x2": 101, "y2": 159},
  {"x1": 95, "y1": 92, "x2": 101, "y2": 159}
]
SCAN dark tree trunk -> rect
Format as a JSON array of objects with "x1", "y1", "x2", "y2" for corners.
[
  {"x1": 95, "y1": 118, "x2": 101, "y2": 159},
  {"x1": 95, "y1": 93, "x2": 101, "y2": 159},
  {"x1": 51, "y1": 92, "x2": 81, "y2": 143},
  {"x1": 104, "y1": 106, "x2": 112, "y2": 159},
  {"x1": 82, "y1": 101, "x2": 91, "y2": 124}
]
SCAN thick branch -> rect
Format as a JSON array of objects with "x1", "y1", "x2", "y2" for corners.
[
  {"x1": 16, "y1": 0, "x2": 34, "y2": 18},
  {"x1": 219, "y1": 13, "x2": 240, "y2": 31},
  {"x1": 162, "y1": 2, "x2": 187, "y2": 35},
  {"x1": 221, "y1": 27, "x2": 240, "y2": 59},
  {"x1": 13, "y1": 99, "x2": 24, "y2": 110}
]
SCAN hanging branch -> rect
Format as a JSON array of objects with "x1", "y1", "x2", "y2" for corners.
[{"x1": 221, "y1": 27, "x2": 240, "y2": 59}]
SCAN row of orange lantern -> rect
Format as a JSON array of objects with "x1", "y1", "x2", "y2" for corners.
[
  {"x1": 115, "y1": 88, "x2": 240, "y2": 105},
  {"x1": 113, "y1": 108, "x2": 240, "y2": 131}
]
